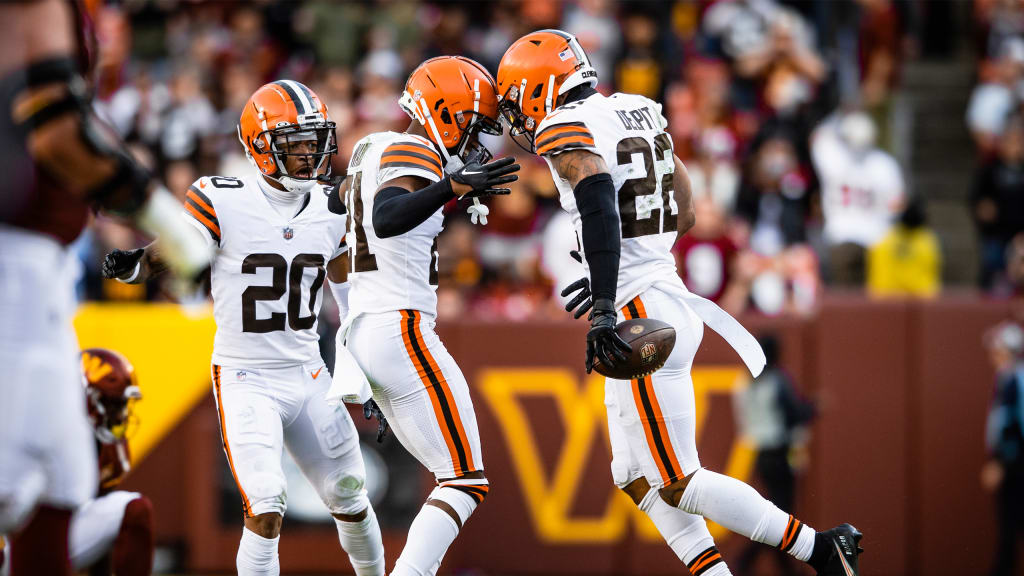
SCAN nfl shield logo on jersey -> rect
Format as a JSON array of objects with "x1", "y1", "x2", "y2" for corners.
[{"x1": 282, "y1": 227, "x2": 294, "y2": 240}]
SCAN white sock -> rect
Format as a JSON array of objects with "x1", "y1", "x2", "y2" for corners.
[
  {"x1": 639, "y1": 489, "x2": 732, "y2": 575},
  {"x1": 336, "y1": 507, "x2": 386, "y2": 576},
  {"x1": 788, "y1": 523, "x2": 816, "y2": 562},
  {"x1": 677, "y1": 468, "x2": 815, "y2": 557},
  {"x1": 390, "y1": 504, "x2": 459, "y2": 576},
  {"x1": 236, "y1": 527, "x2": 280, "y2": 576}
]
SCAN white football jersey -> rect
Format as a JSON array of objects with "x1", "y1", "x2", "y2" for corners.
[
  {"x1": 344, "y1": 132, "x2": 445, "y2": 317},
  {"x1": 537, "y1": 91, "x2": 681, "y2": 309},
  {"x1": 812, "y1": 128, "x2": 905, "y2": 248},
  {"x1": 182, "y1": 174, "x2": 348, "y2": 368}
]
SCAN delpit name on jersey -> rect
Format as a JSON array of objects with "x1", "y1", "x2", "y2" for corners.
[{"x1": 538, "y1": 92, "x2": 683, "y2": 310}]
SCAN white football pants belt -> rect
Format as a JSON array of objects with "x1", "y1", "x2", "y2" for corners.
[
  {"x1": 326, "y1": 312, "x2": 372, "y2": 405},
  {"x1": 652, "y1": 279, "x2": 767, "y2": 378}
]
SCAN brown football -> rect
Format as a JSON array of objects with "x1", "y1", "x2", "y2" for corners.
[{"x1": 593, "y1": 318, "x2": 676, "y2": 380}]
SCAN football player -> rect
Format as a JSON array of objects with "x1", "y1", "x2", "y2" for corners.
[
  {"x1": 73, "y1": 348, "x2": 154, "y2": 576},
  {"x1": 335, "y1": 56, "x2": 518, "y2": 576},
  {"x1": 497, "y1": 30, "x2": 863, "y2": 576},
  {"x1": 0, "y1": 348, "x2": 155, "y2": 576},
  {"x1": 0, "y1": 2, "x2": 209, "y2": 575},
  {"x1": 101, "y1": 81, "x2": 385, "y2": 576}
]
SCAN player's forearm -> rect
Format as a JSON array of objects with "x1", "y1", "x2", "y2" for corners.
[
  {"x1": 673, "y1": 155, "x2": 695, "y2": 240},
  {"x1": 372, "y1": 180, "x2": 454, "y2": 238},
  {"x1": 575, "y1": 173, "x2": 621, "y2": 303}
]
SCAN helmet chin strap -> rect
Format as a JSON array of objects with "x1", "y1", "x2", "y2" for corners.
[{"x1": 261, "y1": 172, "x2": 317, "y2": 196}]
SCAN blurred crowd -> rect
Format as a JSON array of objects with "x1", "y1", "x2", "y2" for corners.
[
  {"x1": 969, "y1": 0, "x2": 1024, "y2": 297},
  {"x1": 77, "y1": 0, "x2": 950, "y2": 321}
]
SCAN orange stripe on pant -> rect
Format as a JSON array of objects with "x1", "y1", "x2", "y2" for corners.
[
  {"x1": 623, "y1": 296, "x2": 684, "y2": 485},
  {"x1": 399, "y1": 310, "x2": 475, "y2": 476},
  {"x1": 212, "y1": 365, "x2": 253, "y2": 517}
]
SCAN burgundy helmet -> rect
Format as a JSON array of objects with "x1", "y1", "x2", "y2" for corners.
[{"x1": 81, "y1": 348, "x2": 142, "y2": 444}]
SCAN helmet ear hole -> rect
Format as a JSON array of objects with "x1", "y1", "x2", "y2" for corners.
[
  {"x1": 531, "y1": 83, "x2": 543, "y2": 99},
  {"x1": 440, "y1": 107, "x2": 453, "y2": 125}
]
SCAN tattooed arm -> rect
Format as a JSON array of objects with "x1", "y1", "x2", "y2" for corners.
[
  {"x1": 674, "y1": 155, "x2": 695, "y2": 242},
  {"x1": 549, "y1": 149, "x2": 610, "y2": 187}
]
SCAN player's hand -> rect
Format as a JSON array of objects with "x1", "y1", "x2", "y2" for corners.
[
  {"x1": 560, "y1": 250, "x2": 593, "y2": 319},
  {"x1": 449, "y1": 156, "x2": 520, "y2": 198},
  {"x1": 363, "y1": 399, "x2": 390, "y2": 443},
  {"x1": 585, "y1": 299, "x2": 631, "y2": 374},
  {"x1": 101, "y1": 248, "x2": 145, "y2": 283},
  {"x1": 561, "y1": 278, "x2": 592, "y2": 319}
]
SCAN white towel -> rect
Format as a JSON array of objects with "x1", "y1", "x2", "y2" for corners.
[
  {"x1": 651, "y1": 279, "x2": 766, "y2": 378},
  {"x1": 326, "y1": 313, "x2": 372, "y2": 405}
]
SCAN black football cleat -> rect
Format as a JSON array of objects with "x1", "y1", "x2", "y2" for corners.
[{"x1": 818, "y1": 523, "x2": 863, "y2": 576}]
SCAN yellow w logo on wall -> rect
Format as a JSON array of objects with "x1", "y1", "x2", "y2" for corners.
[{"x1": 478, "y1": 368, "x2": 754, "y2": 545}]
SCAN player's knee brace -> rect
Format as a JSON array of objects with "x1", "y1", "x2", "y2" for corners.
[
  {"x1": 429, "y1": 479, "x2": 490, "y2": 529},
  {"x1": 323, "y1": 469, "x2": 369, "y2": 517}
]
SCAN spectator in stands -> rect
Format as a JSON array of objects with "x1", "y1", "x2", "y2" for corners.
[
  {"x1": 983, "y1": 322, "x2": 1024, "y2": 576},
  {"x1": 675, "y1": 196, "x2": 739, "y2": 305},
  {"x1": 967, "y1": 37, "x2": 1024, "y2": 156},
  {"x1": 615, "y1": 11, "x2": 663, "y2": 99},
  {"x1": 867, "y1": 198, "x2": 942, "y2": 298},
  {"x1": 972, "y1": 114, "x2": 1024, "y2": 290},
  {"x1": 734, "y1": 335, "x2": 814, "y2": 576},
  {"x1": 736, "y1": 135, "x2": 814, "y2": 256},
  {"x1": 812, "y1": 110, "x2": 905, "y2": 287}
]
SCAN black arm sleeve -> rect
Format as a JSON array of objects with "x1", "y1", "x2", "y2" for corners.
[
  {"x1": 574, "y1": 173, "x2": 620, "y2": 302},
  {"x1": 372, "y1": 178, "x2": 454, "y2": 238}
]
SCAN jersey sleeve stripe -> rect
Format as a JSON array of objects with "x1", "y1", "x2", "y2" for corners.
[
  {"x1": 184, "y1": 201, "x2": 221, "y2": 243},
  {"x1": 380, "y1": 158, "x2": 444, "y2": 179},
  {"x1": 536, "y1": 135, "x2": 596, "y2": 156},
  {"x1": 381, "y1": 149, "x2": 443, "y2": 171},
  {"x1": 536, "y1": 121, "x2": 589, "y2": 141},
  {"x1": 383, "y1": 143, "x2": 442, "y2": 166},
  {"x1": 536, "y1": 131, "x2": 595, "y2": 151},
  {"x1": 186, "y1": 187, "x2": 217, "y2": 217}
]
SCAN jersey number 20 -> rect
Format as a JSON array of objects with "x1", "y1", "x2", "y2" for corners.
[{"x1": 241, "y1": 253, "x2": 326, "y2": 333}]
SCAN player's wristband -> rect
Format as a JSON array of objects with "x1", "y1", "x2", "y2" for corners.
[{"x1": 573, "y1": 172, "x2": 620, "y2": 303}]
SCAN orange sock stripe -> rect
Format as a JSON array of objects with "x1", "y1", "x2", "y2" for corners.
[
  {"x1": 687, "y1": 546, "x2": 723, "y2": 576},
  {"x1": 213, "y1": 365, "x2": 252, "y2": 517},
  {"x1": 411, "y1": 311, "x2": 476, "y2": 471},
  {"x1": 400, "y1": 311, "x2": 471, "y2": 476},
  {"x1": 780, "y1": 515, "x2": 802, "y2": 551}
]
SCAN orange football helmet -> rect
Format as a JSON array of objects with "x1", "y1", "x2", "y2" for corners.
[
  {"x1": 398, "y1": 56, "x2": 502, "y2": 163},
  {"x1": 237, "y1": 80, "x2": 337, "y2": 192},
  {"x1": 496, "y1": 29, "x2": 598, "y2": 151},
  {"x1": 81, "y1": 348, "x2": 141, "y2": 444}
]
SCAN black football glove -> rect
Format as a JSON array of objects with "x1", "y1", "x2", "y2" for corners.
[
  {"x1": 101, "y1": 248, "x2": 145, "y2": 283},
  {"x1": 586, "y1": 298, "x2": 632, "y2": 374},
  {"x1": 363, "y1": 399, "x2": 390, "y2": 443},
  {"x1": 449, "y1": 156, "x2": 520, "y2": 198},
  {"x1": 560, "y1": 250, "x2": 593, "y2": 319}
]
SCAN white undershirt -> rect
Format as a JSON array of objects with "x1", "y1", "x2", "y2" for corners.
[{"x1": 257, "y1": 176, "x2": 308, "y2": 219}]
